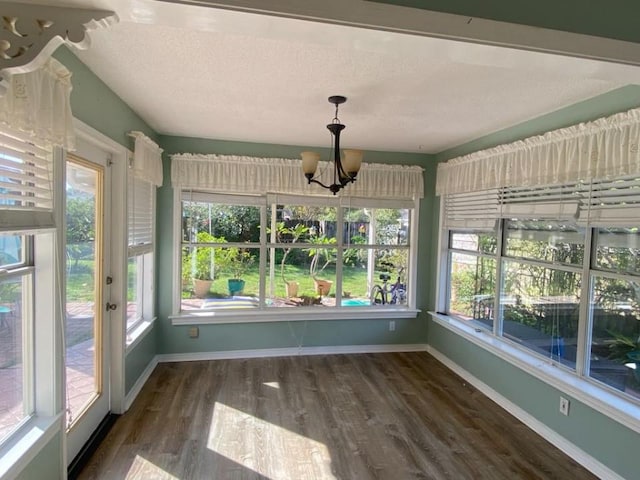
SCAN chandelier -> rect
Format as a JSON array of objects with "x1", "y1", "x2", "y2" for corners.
[{"x1": 301, "y1": 95, "x2": 363, "y2": 195}]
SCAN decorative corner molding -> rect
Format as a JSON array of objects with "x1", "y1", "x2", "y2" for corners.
[{"x1": 0, "y1": 2, "x2": 118, "y2": 78}]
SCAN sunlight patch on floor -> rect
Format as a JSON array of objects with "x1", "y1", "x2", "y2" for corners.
[
  {"x1": 208, "y1": 402, "x2": 335, "y2": 479},
  {"x1": 128, "y1": 455, "x2": 180, "y2": 479}
]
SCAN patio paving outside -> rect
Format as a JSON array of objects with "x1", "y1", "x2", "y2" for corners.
[{"x1": 0, "y1": 303, "x2": 97, "y2": 440}]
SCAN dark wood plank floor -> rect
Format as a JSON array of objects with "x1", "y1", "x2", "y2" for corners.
[{"x1": 78, "y1": 352, "x2": 596, "y2": 479}]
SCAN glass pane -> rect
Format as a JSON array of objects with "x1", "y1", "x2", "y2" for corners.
[
  {"x1": 0, "y1": 276, "x2": 28, "y2": 441},
  {"x1": 182, "y1": 201, "x2": 261, "y2": 243},
  {"x1": 0, "y1": 235, "x2": 23, "y2": 267},
  {"x1": 65, "y1": 161, "x2": 100, "y2": 428},
  {"x1": 501, "y1": 260, "x2": 581, "y2": 369},
  {"x1": 504, "y1": 220, "x2": 584, "y2": 265},
  {"x1": 265, "y1": 246, "x2": 407, "y2": 308},
  {"x1": 126, "y1": 256, "x2": 139, "y2": 329},
  {"x1": 181, "y1": 246, "x2": 259, "y2": 310},
  {"x1": 450, "y1": 231, "x2": 497, "y2": 254},
  {"x1": 266, "y1": 246, "x2": 335, "y2": 307},
  {"x1": 271, "y1": 204, "x2": 338, "y2": 242},
  {"x1": 344, "y1": 207, "x2": 410, "y2": 246},
  {"x1": 589, "y1": 276, "x2": 640, "y2": 400},
  {"x1": 369, "y1": 249, "x2": 408, "y2": 306},
  {"x1": 448, "y1": 252, "x2": 496, "y2": 330},
  {"x1": 342, "y1": 247, "x2": 374, "y2": 305},
  {"x1": 595, "y1": 227, "x2": 640, "y2": 276}
]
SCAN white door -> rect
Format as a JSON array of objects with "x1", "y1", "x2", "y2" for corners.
[{"x1": 64, "y1": 137, "x2": 112, "y2": 463}]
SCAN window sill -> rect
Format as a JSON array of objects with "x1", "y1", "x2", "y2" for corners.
[
  {"x1": 0, "y1": 414, "x2": 62, "y2": 479},
  {"x1": 428, "y1": 311, "x2": 640, "y2": 435},
  {"x1": 171, "y1": 307, "x2": 420, "y2": 325},
  {"x1": 125, "y1": 317, "x2": 156, "y2": 354}
]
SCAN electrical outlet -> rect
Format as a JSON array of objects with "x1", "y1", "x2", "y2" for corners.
[
  {"x1": 389, "y1": 320, "x2": 396, "y2": 332},
  {"x1": 189, "y1": 326, "x2": 199, "y2": 338},
  {"x1": 559, "y1": 396, "x2": 570, "y2": 416}
]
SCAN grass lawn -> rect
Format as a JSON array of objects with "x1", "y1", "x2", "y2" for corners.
[
  {"x1": 67, "y1": 270, "x2": 95, "y2": 302},
  {"x1": 184, "y1": 264, "x2": 373, "y2": 300}
]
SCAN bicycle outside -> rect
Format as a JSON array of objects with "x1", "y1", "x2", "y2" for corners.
[{"x1": 370, "y1": 266, "x2": 406, "y2": 305}]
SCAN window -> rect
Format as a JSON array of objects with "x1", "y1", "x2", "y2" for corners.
[
  {"x1": 0, "y1": 125, "x2": 57, "y2": 447},
  {"x1": 0, "y1": 234, "x2": 32, "y2": 443},
  {"x1": 180, "y1": 193, "x2": 262, "y2": 310},
  {"x1": 126, "y1": 174, "x2": 155, "y2": 333},
  {"x1": 177, "y1": 192, "x2": 417, "y2": 314},
  {"x1": 447, "y1": 231, "x2": 497, "y2": 330},
  {"x1": 589, "y1": 227, "x2": 640, "y2": 399},
  {"x1": 443, "y1": 183, "x2": 640, "y2": 403}
]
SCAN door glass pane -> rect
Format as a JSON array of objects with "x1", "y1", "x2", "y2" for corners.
[{"x1": 65, "y1": 160, "x2": 101, "y2": 428}]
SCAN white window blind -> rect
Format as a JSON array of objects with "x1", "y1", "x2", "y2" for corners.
[
  {"x1": 581, "y1": 176, "x2": 640, "y2": 226},
  {"x1": 444, "y1": 177, "x2": 640, "y2": 228},
  {"x1": 0, "y1": 125, "x2": 54, "y2": 231},
  {"x1": 128, "y1": 174, "x2": 154, "y2": 255},
  {"x1": 443, "y1": 189, "x2": 499, "y2": 229},
  {"x1": 499, "y1": 184, "x2": 580, "y2": 221}
]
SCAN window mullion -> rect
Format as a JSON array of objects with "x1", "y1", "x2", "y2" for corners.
[
  {"x1": 335, "y1": 206, "x2": 344, "y2": 306},
  {"x1": 367, "y1": 210, "x2": 376, "y2": 293},
  {"x1": 23, "y1": 271, "x2": 35, "y2": 417},
  {"x1": 259, "y1": 203, "x2": 268, "y2": 308},
  {"x1": 493, "y1": 219, "x2": 505, "y2": 337},
  {"x1": 576, "y1": 227, "x2": 594, "y2": 377},
  {"x1": 501, "y1": 256, "x2": 582, "y2": 274}
]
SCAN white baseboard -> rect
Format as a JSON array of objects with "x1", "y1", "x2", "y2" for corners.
[
  {"x1": 426, "y1": 345, "x2": 624, "y2": 480},
  {"x1": 156, "y1": 343, "x2": 428, "y2": 364},
  {"x1": 124, "y1": 356, "x2": 159, "y2": 411}
]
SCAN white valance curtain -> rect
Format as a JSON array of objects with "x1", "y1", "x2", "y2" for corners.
[
  {"x1": 171, "y1": 154, "x2": 424, "y2": 199},
  {"x1": 0, "y1": 58, "x2": 75, "y2": 150},
  {"x1": 0, "y1": 58, "x2": 74, "y2": 232},
  {"x1": 129, "y1": 131, "x2": 163, "y2": 186},
  {"x1": 436, "y1": 108, "x2": 640, "y2": 196},
  {"x1": 127, "y1": 131, "x2": 162, "y2": 255}
]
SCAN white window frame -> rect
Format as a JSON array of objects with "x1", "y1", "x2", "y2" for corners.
[
  {"x1": 0, "y1": 147, "x2": 64, "y2": 479},
  {"x1": 434, "y1": 190, "x2": 640, "y2": 435},
  {"x1": 171, "y1": 190, "x2": 420, "y2": 324},
  {"x1": 126, "y1": 170, "x2": 156, "y2": 337}
]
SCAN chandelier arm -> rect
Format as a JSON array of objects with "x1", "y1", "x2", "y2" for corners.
[{"x1": 307, "y1": 177, "x2": 342, "y2": 195}]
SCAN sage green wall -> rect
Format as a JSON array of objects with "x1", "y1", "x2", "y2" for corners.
[
  {"x1": 369, "y1": 0, "x2": 640, "y2": 43},
  {"x1": 429, "y1": 322, "x2": 637, "y2": 479},
  {"x1": 428, "y1": 86, "x2": 640, "y2": 479},
  {"x1": 53, "y1": 47, "x2": 158, "y2": 146},
  {"x1": 437, "y1": 85, "x2": 640, "y2": 161},
  {"x1": 125, "y1": 327, "x2": 158, "y2": 394},
  {"x1": 53, "y1": 48, "x2": 160, "y2": 392},
  {"x1": 14, "y1": 432, "x2": 62, "y2": 480},
  {"x1": 156, "y1": 135, "x2": 434, "y2": 354}
]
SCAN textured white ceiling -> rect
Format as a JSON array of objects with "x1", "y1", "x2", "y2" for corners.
[{"x1": 32, "y1": 0, "x2": 640, "y2": 153}]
